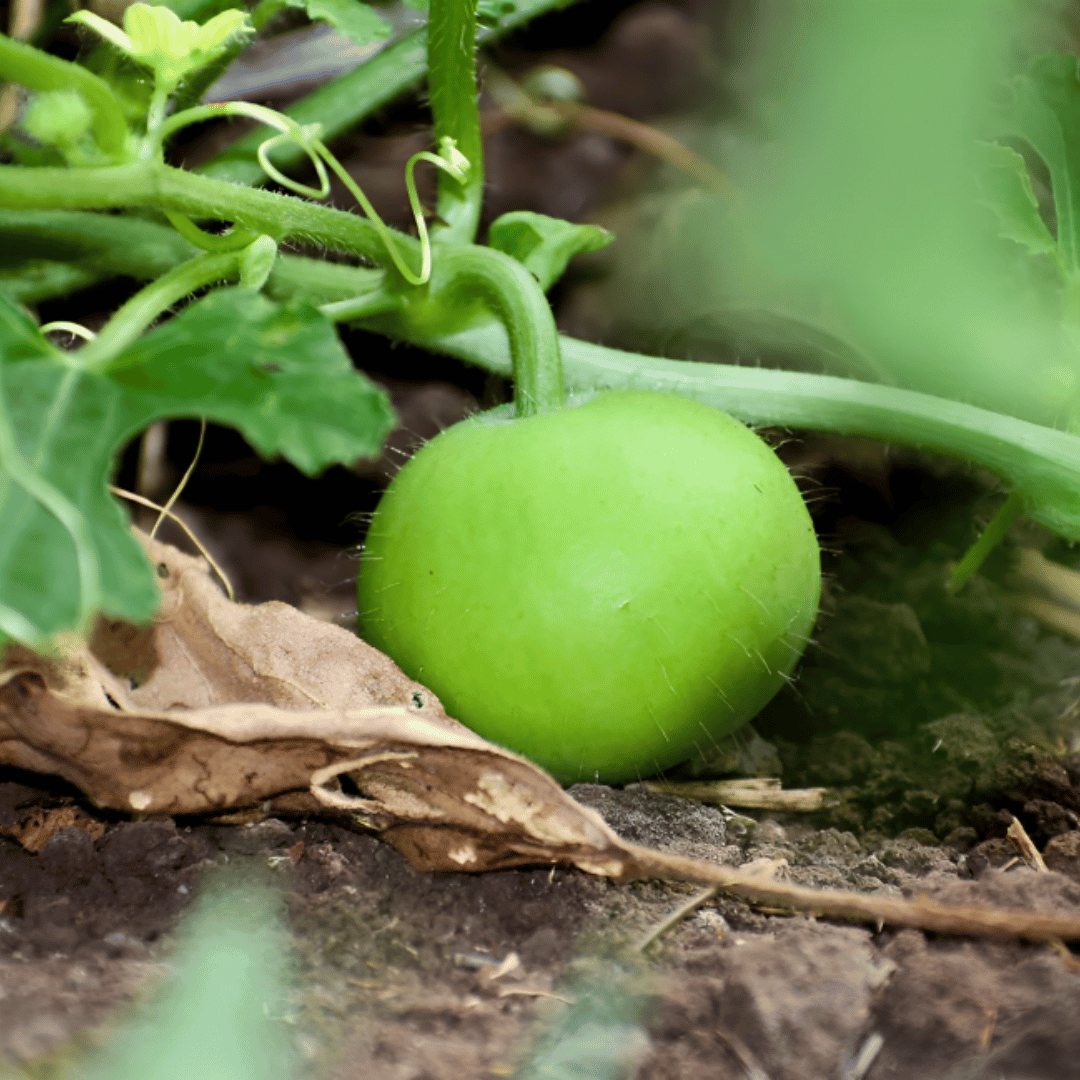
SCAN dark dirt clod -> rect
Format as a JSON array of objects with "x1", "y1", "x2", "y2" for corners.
[
  {"x1": 870, "y1": 931, "x2": 1080, "y2": 1080},
  {"x1": 754, "y1": 471, "x2": 1080, "y2": 849}
]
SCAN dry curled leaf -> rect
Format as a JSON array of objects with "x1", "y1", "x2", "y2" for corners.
[
  {"x1": 4, "y1": 531, "x2": 1080, "y2": 944},
  {"x1": 0, "y1": 531, "x2": 641, "y2": 874}
]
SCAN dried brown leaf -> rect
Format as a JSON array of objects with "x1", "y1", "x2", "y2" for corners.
[
  {"x1": 90, "y1": 534, "x2": 449, "y2": 716},
  {"x1": 0, "y1": 532, "x2": 634, "y2": 870}
]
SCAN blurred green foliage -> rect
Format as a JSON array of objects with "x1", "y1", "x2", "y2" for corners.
[
  {"x1": 608, "y1": 0, "x2": 1080, "y2": 430},
  {"x1": 0, "y1": 876, "x2": 297, "y2": 1080},
  {"x1": 77, "y1": 878, "x2": 297, "y2": 1080}
]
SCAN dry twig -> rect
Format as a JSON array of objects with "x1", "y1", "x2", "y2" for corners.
[{"x1": 645, "y1": 777, "x2": 834, "y2": 812}]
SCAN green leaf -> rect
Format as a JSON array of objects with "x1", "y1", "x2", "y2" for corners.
[
  {"x1": 65, "y1": 9, "x2": 135, "y2": 53},
  {"x1": 0, "y1": 288, "x2": 394, "y2": 646},
  {"x1": 975, "y1": 139, "x2": 1058, "y2": 258},
  {"x1": 284, "y1": 0, "x2": 391, "y2": 47},
  {"x1": 107, "y1": 289, "x2": 395, "y2": 474},
  {"x1": 996, "y1": 53, "x2": 1080, "y2": 274},
  {"x1": 0, "y1": 361, "x2": 149, "y2": 643},
  {"x1": 487, "y1": 211, "x2": 613, "y2": 292}
]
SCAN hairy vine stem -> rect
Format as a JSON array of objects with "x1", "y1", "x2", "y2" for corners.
[
  {"x1": 432, "y1": 244, "x2": 566, "y2": 416},
  {"x1": 79, "y1": 250, "x2": 243, "y2": 369},
  {"x1": 0, "y1": 162, "x2": 405, "y2": 267}
]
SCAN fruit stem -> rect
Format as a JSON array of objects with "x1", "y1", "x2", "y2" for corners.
[{"x1": 437, "y1": 243, "x2": 566, "y2": 416}]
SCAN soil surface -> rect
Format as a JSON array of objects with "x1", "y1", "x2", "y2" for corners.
[
  {"x1": 3, "y1": 776, "x2": 1080, "y2": 1080},
  {"x1": 7, "y1": 1, "x2": 1080, "y2": 1077}
]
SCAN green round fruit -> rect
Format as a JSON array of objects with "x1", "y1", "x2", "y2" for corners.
[{"x1": 357, "y1": 390, "x2": 820, "y2": 784}]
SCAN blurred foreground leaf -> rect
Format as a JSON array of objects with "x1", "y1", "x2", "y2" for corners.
[
  {"x1": 513, "y1": 960, "x2": 651, "y2": 1080},
  {"x1": 602, "y1": 2, "x2": 1080, "y2": 429},
  {"x1": 78, "y1": 877, "x2": 297, "y2": 1080}
]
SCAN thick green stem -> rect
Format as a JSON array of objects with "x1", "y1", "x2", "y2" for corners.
[
  {"x1": 0, "y1": 208, "x2": 196, "y2": 267},
  {"x1": 320, "y1": 290, "x2": 400, "y2": 322},
  {"x1": 79, "y1": 250, "x2": 242, "y2": 367},
  {"x1": 427, "y1": 0, "x2": 483, "y2": 242},
  {"x1": 0, "y1": 33, "x2": 129, "y2": 160},
  {"x1": 197, "y1": 0, "x2": 574, "y2": 187},
  {"x1": 1, "y1": 263, "x2": 102, "y2": 305},
  {"x1": 0, "y1": 163, "x2": 416, "y2": 266},
  {"x1": 433, "y1": 244, "x2": 565, "y2": 416},
  {"x1": 268, "y1": 255, "x2": 384, "y2": 304}
]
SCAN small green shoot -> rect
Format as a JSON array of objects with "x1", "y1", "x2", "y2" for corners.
[{"x1": 66, "y1": 4, "x2": 251, "y2": 98}]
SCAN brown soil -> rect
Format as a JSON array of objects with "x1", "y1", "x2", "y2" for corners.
[{"x1": 3, "y1": 779, "x2": 1080, "y2": 1079}]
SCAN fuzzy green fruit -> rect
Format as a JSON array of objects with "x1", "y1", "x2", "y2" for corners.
[{"x1": 357, "y1": 390, "x2": 820, "y2": 784}]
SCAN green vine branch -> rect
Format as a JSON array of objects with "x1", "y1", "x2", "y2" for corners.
[
  {"x1": 6, "y1": 205, "x2": 1080, "y2": 539},
  {"x1": 155, "y1": 99, "x2": 470, "y2": 283},
  {"x1": 947, "y1": 491, "x2": 1025, "y2": 592},
  {"x1": 400, "y1": 323, "x2": 1080, "y2": 542},
  {"x1": 0, "y1": 209, "x2": 384, "y2": 305},
  {"x1": 79, "y1": 249, "x2": 246, "y2": 368},
  {"x1": 0, "y1": 163, "x2": 410, "y2": 267}
]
